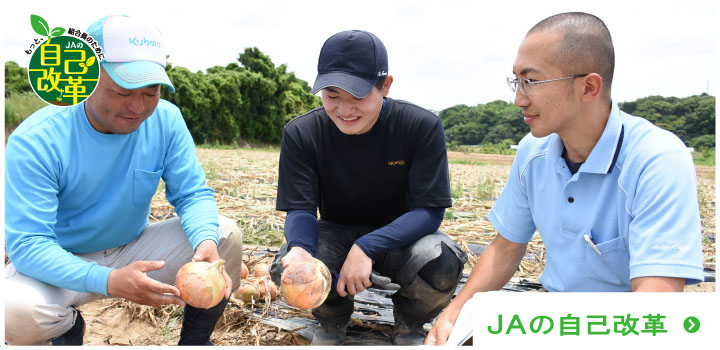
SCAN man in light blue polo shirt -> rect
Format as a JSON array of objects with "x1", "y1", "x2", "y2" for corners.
[{"x1": 426, "y1": 12, "x2": 704, "y2": 345}]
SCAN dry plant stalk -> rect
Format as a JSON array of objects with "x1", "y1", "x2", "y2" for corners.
[{"x1": 100, "y1": 148, "x2": 713, "y2": 346}]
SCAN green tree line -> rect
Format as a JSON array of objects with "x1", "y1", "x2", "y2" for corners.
[
  {"x1": 5, "y1": 61, "x2": 33, "y2": 97},
  {"x1": 5, "y1": 48, "x2": 321, "y2": 144},
  {"x1": 5, "y1": 57, "x2": 715, "y2": 150},
  {"x1": 439, "y1": 94, "x2": 715, "y2": 151},
  {"x1": 440, "y1": 100, "x2": 528, "y2": 146},
  {"x1": 619, "y1": 95, "x2": 715, "y2": 150},
  {"x1": 160, "y1": 48, "x2": 320, "y2": 144}
]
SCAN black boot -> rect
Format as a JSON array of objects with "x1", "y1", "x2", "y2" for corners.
[
  {"x1": 392, "y1": 316, "x2": 426, "y2": 345},
  {"x1": 311, "y1": 322, "x2": 347, "y2": 345},
  {"x1": 178, "y1": 298, "x2": 229, "y2": 345},
  {"x1": 52, "y1": 309, "x2": 85, "y2": 346}
]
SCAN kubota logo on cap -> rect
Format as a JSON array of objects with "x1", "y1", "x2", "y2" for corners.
[{"x1": 128, "y1": 37, "x2": 161, "y2": 48}]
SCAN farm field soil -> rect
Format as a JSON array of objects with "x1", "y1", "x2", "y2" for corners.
[{"x1": 71, "y1": 147, "x2": 715, "y2": 345}]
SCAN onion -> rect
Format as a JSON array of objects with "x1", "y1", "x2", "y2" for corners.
[
  {"x1": 253, "y1": 263, "x2": 270, "y2": 278},
  {"x1": 280, "y1": 258, "x2": 331, "y2": 310},
  {"x1": 233, "y1": 281, "x2": 261, "y2": 303},
  {"x1": 241, "y1": 262, "x2": 249, "y2": 279},
  {"x1": 176, "y1": 259, "x2": 226, "y2": 309},
  {"x1": 257, "y1": 277, "x2": 279, "y2": 300}
]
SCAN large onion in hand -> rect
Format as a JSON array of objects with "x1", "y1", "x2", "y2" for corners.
[
  {"x1": 280, "y1": 258, "x2": 331, "y2": 309},
  {"x1": 176, "y1": 259, "x2": 226, "y2": 309}
]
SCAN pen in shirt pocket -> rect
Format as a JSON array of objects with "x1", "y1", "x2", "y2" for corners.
[{"x1": 584, "y1": 233, "x2": 602, "y2": 256}]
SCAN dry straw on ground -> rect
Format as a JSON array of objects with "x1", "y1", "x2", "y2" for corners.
[{"x1": 79, "y1": 147, "x2": 716, "y2": 345}]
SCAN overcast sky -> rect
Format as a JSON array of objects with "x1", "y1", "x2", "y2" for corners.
[{"x1": 3, "y1": 0, "x2": 717, "y2": 111}]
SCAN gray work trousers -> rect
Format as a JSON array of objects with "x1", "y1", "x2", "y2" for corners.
[{"x1": 4, "y1": 215, "x2": 243, "y2": 345}]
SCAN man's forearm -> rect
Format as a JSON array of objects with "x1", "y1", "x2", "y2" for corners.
[
  {"x1": 631, "y1": 276, "x2": 685, "y2": 292},
  {"x1": 8, "y1": 238, "x2": 113, "y2": 295},
  {"x1": 284, "y1": 210, "x2": 319, "y2": 255},
  {"x1": 354, "y1": 207, "x2": 444, "y2": 260}
]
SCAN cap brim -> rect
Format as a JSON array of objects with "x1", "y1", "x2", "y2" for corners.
[
  {"x1": 312, "y1": 72, "x2": 376, "y2": 98},
  {"x1": 102, "y1": 61, "x2": 175, "y2": 93}
]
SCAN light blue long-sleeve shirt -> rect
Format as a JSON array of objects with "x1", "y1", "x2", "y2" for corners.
[{"x1": 5, "y1": 99, "x2": 218, "y2": 295}]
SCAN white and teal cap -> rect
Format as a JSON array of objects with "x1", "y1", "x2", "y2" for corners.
[{"x1": 87, "y1": 15, "x2": 175, "y2": 93}]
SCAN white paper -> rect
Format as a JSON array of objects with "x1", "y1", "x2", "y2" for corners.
[{"x1": 445, "y1": 292, "x2": 484, "y2": 345}]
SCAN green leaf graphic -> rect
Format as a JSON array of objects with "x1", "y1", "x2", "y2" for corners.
[
  {"x1": 85, "y1": 56, "x2": 96, "y2": 67},
  {"x1": 30, "y1": 14, "x2": 50, "y2": 36},
  {"x1": 50, "y1": 27, "x2": 65, "y2": 37}
]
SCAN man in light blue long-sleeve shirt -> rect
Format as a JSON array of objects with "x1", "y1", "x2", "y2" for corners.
[{"x1": 4, "y1": 15, "x2": 243, "y2": 345}]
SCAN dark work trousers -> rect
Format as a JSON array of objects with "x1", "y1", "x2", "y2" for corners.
[{"x1": 270, "y1": 220, "x2": 467, "y2": 328}]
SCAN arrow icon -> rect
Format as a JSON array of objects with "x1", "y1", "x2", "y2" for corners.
[{"x1": 683, "y1": 316, "x2": 700, "y2": 333}]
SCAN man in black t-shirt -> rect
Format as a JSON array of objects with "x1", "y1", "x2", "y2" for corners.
[{"x1": 270, "y1": 30, "x2": 467, "y2": 346}]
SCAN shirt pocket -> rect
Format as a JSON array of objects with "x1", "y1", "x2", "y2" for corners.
[
  {"x1": 133, "y1": 168, "x2": 163, "y2": 206},
  {"x1": 586, "y1": 235, "x2": 631, "y2": 287}
]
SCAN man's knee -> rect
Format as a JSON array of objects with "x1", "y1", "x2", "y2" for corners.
[
  {"x1": 390, "y1": 234, "x2": 467, "y2": 322},
  {"x1": 395, "y1": 232, "x2": 467, "y2": 287},
  {"x1": 397, "y1": 241, "x2": 464, "y2": 300},
  {"x1": 217, "y1": 215, "x2": 243, "y2": 291},
  {"x1": 218, "y1": 215, "x2": 242, "y2": 245},
  {"x1": 417, "y1": 243, "x2": 463, "y2": 292},
  {"x1": 5, "y1": 291, "x2": 74, "y2": 345}
]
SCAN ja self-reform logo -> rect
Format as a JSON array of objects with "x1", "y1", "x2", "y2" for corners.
[{"x1": 25, "y1": 15, "x2": 102, "y2": 106}]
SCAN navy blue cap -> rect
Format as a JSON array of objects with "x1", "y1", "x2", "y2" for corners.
[{"x1": 312, "y1": 30, "x2": 388, "y2": 98}]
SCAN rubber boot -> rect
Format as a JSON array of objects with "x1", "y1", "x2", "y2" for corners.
[
  {"x1": 178, "y1": 298, "x2": 229, "y2": 345},
  {"x1": 310, "y1": 322, "x2": 347, "y2": 346},
  {"x1": 52, "y1": 309, "x2": 85, "y2": 346},
  {"x1": 392, "y1": 313, "x2": 426, "y2": 345}
]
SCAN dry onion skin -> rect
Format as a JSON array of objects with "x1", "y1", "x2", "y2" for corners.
[
  {"x1": 257, "y1": 277, "x2": 279, "y2": 300},
  {"x1": 233, "y1": 281, "x2": 261, "y2": 303},
  {"x1": 241, "y1": 262, "x2": 249, "y2": 279},
  {"x1": 176, "y1": 259, "x2": 227, "y2": 309},
  {"x1": 252, "y1": 263, "x2": 270, "y2": 278},
  {"x1": 280, "y1": 258, "x2": 331, "y2": 309}
]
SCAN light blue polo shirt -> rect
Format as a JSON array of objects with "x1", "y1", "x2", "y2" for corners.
[{"x1": 488, "y1": 102, "x2": 704, "y2": 292}]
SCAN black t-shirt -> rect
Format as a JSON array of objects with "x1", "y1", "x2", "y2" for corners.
[
  {"x1": 562, "y1": 147, "x2": 585, "y2": 175},
  {"x1": 276, "y1": 97, "x2": 451, "y2": 226}
]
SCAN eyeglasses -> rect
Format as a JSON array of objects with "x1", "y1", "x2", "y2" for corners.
[{"x1": 507, "y1": 74, "x2": 589, "y2": 95}]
